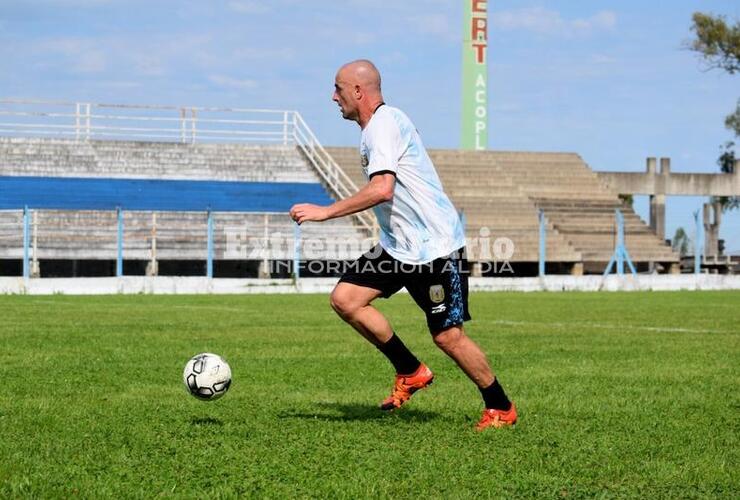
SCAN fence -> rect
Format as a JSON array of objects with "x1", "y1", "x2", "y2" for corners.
[
  {"x1": 0, "y1": 99, "x2": 375, "y2": 232},
  {"x1": 0, "y1": 207, "x2": 689, "y2": 280},
  {"x1": 0, "y1": 99, "x2": 295, "y2": 144},
  {"x1": 0, "y1": 208, "x2": 372, "y2": 280}
]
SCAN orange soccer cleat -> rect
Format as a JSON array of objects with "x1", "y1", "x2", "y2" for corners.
[
  {"x1": 475, "y1": 403, "x2": 518, "y2": 431},
  {"x1": 380, "y1": 363, "x2": 434, "y2": 411}
]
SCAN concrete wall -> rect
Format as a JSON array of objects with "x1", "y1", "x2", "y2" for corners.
[
  {"x1": 597, "y1": 171, "x2": 739, "y2": 196},
  {"x1": 2, "y1": 275, "x2": 738, "y2": 294}
]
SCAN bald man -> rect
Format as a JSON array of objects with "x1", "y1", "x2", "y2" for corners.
[{"x1": 290, "y1": 60, "x2": 516, "y2": 430}]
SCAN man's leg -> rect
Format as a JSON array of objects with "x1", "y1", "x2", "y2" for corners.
[
  {"x1": 330, "y1": 281, "x2": 422, "y2": 374},
  {"x1": 330, "y1": 281, "x2": 432, "y2": 409},
  {"x1": 432, "y1": 324, "x2": 516, "y2": 429},
  {"x1": 403, "y1": 250, "x2": 517, "y2": 428},
  {"x1": 329, "y1": 281, "x2": 392, "y2": 346},
  {"x1": 430, "y1": 325, "x2": 494, "y2": 388}
]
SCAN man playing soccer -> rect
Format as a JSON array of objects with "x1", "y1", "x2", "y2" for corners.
[{"x1": 289, "y1": 59, "x2": 516, "y2": 430}]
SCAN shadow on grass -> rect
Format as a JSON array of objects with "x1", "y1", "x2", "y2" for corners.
[
  {"x1": 190, "y1": 416, "x2": 224, "y2": 426},
  {"x1": 278, "y1": 402, "x2": 441, "y2": 422}
]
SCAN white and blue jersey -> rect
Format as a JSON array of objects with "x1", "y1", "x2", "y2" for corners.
[{"x1": 360, "y1": 105, "x2": 465, "y2": 265}]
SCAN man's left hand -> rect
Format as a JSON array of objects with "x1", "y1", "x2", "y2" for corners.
[{"x1": 289, "y1": 203, "x2": 331, "y2": 224}]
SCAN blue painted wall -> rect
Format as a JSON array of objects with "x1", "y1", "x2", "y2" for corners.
[{"x1": 0, "y1": 176, "x2": 333, "y2": 211}]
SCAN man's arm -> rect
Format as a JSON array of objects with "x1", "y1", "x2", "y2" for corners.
[{"x1": 289, "y1": 173, "x2": 394, "y2": 224}]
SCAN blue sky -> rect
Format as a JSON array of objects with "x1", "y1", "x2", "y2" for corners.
[{"x1": 1, "y1": 0, "x2": 739, "y2": 252}]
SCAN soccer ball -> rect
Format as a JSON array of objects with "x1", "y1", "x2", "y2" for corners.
[{"x1": 183, "y1": 353, "x2": 232, "y2": 401}]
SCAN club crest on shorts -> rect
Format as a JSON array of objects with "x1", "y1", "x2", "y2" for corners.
[{"x1": 429, "y1": 284, "x2": 445, "y2": 303}]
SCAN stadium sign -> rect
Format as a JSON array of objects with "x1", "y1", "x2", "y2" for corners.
[{"x1": 461, "y1": 0, "x2": 487, "y2": 150}]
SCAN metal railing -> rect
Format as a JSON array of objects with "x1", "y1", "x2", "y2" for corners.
[
  {"x1": 0, "y1": 99, "x2": 375, "y2": 233},
  {"x1": 291, "y1": 112, "x2": 375, "y2": 233},
  {"x1": 0, "y1": 99, "x2": 293, "y2": 144},
  {"x1": 0, "y1": 208, "x2": 370, "y2": 280}
]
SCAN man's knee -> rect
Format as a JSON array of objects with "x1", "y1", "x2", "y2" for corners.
[
  {"x1": 432, "y1": 326, "x2": 464, "y2": 352},
  {"x1": 330, "y1": 287, "x2": 359, "y2": 319}
]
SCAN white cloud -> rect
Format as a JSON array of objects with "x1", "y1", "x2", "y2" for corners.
[
  {"x1": 75, "y1": 49, "x2": 107, "y2": 73},
  {"x1": 208, "y1": 75, "x2": 259, "y2": 90},
  {"x1": 410, "y1": 13, "x2": 454, "y2": 39},
  {"x1": 491, "y1": 8, "x2": 617, "y2": 37},
  {"x1": 351, "y1": 31, "x2": 375, "y2": 45},
  {"x1": 23, "y1": 33, "x2": 223, "y2": 78},
  {"x1": 227, "y1": 1, "x2": 270, "y2": 14},
  {"x1": 380, "y1": 51, "x2": 409, "y2": 66},
  {"x1": 592, "y1": 53, "x2": 617, "y2": 65},
  {"x1": 36, "y1": 37, "x2": 108, "y2": 73},
  {"x1": 232, "y1": 47, "x2": 295, "y2": 61},
  {"x1": 133, "y1": 54, "x2": 166, "y2": 77},
  {"x1": 33, "y1": 0, "x2": 113, "y2": 5}
]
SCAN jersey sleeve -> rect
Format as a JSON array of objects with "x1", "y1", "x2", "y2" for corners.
[{"x1": 365, "y1": 114, "x2": 403, "y2": 178}]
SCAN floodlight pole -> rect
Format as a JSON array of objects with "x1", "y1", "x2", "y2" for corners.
[
  {"x1": 538, "y1": 209, "x2": 546, "y2": 277},
  {"x1": 602, "y1": 209, "x2": 637, "y2": 277}
]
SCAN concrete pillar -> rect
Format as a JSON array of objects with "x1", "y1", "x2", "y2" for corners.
[
  {"x1": 570, "y1": 262, "x2": 584, "y2": 276},
  {"x1": 703, "y1": 202, "x2": 721, "y2": 259},
  {"x1": 649, "y1": 194, "x2": 666, "y2": 241},
  {"x1": 659, "y1": 157, "x2": 671, "y2": 175},
  {"x1": 258, "y1": 260, "x2": 271, "y2": 279},
  {"x1": 703, "y1": 203, "x2": 712, "y2": 258},
  {"x1": 713, "y1": 200, "x2": 722, "y2": 234},
  {"x1": 669, "y1": 263, "x2": 681, "y2": 275},
  {"x1": 146, "y1": 261, "x2": 158, "y2": 276},
  {"x1": 647, "y1": 157, "x2": 668, "y2": 242},
  {"x1": 646, "y1": 157, "x2": 657, "y2": 174},
  {"x1": 147, "y1": 212, "x2": 158, "y2": 276}
]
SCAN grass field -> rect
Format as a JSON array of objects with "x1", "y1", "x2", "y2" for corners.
[{"x1": 0, "y1": 291, "x2": 738, "y2": 498}]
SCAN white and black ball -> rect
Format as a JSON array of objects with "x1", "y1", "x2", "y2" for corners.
[{"x1": 183, "y1": 353, "x2": 232, "y2": 401}]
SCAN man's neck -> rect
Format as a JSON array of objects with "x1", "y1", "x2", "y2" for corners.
[{"x1": 358, "y1": 98, "x2": 386, "y2": 129}]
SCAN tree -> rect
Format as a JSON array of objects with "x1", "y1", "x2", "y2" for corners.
[
  {"x1": 688, "y1": 12, "x2": 740, "y2": 211},
  {"x1": 672, "y1": 227, "x2": 691, "y2": 257},
  {"x1": 715, "y1": 141, "x2": 739, "y2": 210},
  {"x1": 725, "y1": 99, "x2": 740, "y2": 137},
  {"x1": 689, "y1": 13, "x2": 740, "y2": 73}
]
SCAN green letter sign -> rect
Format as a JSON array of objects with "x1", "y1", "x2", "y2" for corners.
[{"x1": 461, "y1": 0, "x2": 488, "y2": 150}]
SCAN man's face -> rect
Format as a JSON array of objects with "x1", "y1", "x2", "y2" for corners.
[{"x1": 332, "y1": 69, "x2": 358, "y2": 122}]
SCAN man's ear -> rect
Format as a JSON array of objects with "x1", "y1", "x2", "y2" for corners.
[{"x1": 354, "y1": 85, "x2": 362, "y2": 98}]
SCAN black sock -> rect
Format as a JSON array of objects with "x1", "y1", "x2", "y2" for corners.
[
  {"x1": 480, "y1": 378, "x2": 512, "y2": 411},
  {"x1": 377, "y1": 333, "x2": 421, "y2": 375}
]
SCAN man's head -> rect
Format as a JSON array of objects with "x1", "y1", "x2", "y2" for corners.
[{"x1": 332, "y1": 59, "x2": 384, "y2": 127}]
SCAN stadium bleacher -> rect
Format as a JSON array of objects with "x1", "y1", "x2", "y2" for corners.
[
  {"x1": 325, "y1": 147, "x2": 679, "y2": 273},
  {"x1": 0, "y1": 137, "x2": 366, "y2": 275},
  {"x1": 0, "y1": 134, "x2": 679, "y2": 277}
]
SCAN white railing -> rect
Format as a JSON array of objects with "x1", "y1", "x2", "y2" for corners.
[
  {"x1": 0, "y1": 99, "x2": 295, "y2": 144},
  {"x1": 0, "y1": 99, "x2": 375, "y2": 233},
  {"x1": 0, "y1": 208, "x2": 372, "y2": 279},
  {"x1": 290, "y1": 112, "x2": 375, "y2": 233}
]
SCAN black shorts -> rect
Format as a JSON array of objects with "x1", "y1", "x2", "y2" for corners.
[{"x1": 338, "y1": 245, "x2": 472, "y2": 332}]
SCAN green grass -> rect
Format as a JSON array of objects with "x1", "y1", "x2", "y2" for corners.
[{"x1": 0, "y1": 291, "x2": 738, "y2": 498}]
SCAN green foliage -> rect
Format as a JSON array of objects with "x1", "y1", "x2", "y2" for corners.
[
  {"x1": 671, "y1": 226, "x2": 691, "y2": 256},
  {"x1": 689, "y1": 12, "x2": 740, "y2": 74},
  {"x1": 726, "y1": 99, "x2": 740, "y2": 137},
  {"x1": 712, "y1": 142, "x2": 740, "y2": 211},
  {"x1": 0, "y1": 293, "x2": 738, "y2": 497},
  {"x1": 689, "y1": 12, "x2": 740, "y2": 212},
  {"x1": 618, "y1": 193, "x2": 633, "y2": 207}
]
